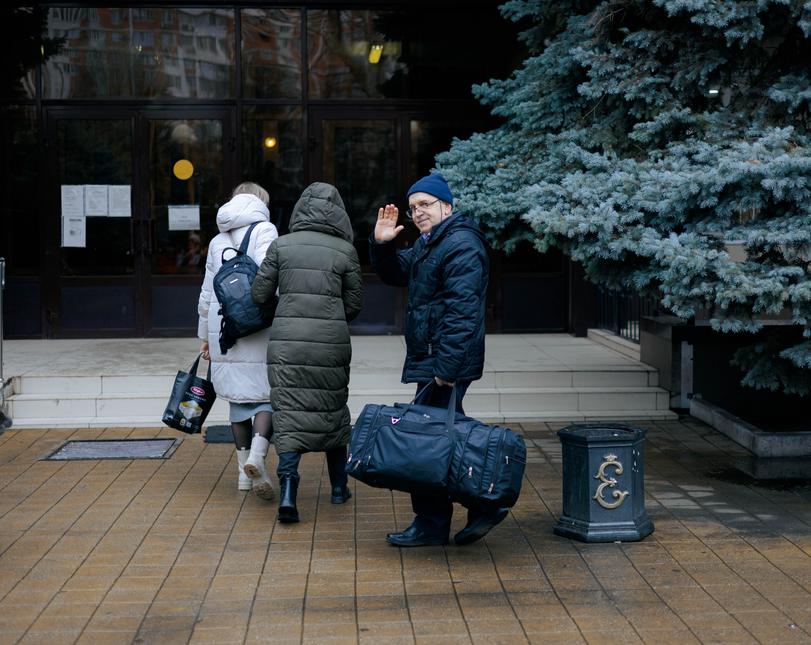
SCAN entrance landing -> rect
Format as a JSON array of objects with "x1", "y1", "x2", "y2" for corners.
[{"x1": 4, "y1": 334, "x2": 675, "y2": 428}]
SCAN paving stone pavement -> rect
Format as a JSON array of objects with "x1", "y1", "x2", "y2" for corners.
[{"x1": 1, "y1": 418, "x2": 811, "y2": 645}]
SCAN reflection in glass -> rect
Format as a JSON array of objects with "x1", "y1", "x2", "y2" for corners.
[
  {"x1": 0, "y1": 106, "x2": 39, "y2": 275},
  {"x1": 58, "y1": 119, "x2": 133, "y2": 276},
  {"x1": 308, "y1": 8, "x2": 522, "y2": 99},
  {"x1": 241, "y1": 9, "x2": 302, "y2": 99},
  {"x1": 242, "y1": 107, "x2": 304, "y2": 232},
  {"x1": 308, "y1": 10, "x2": 402, "y2": 99},
  {"x1": 322, "y1": 120, "x2": 397, "y2": 265},
  {"x1": 410, "y1": 120, "x2": 479, "y2": 180},
  {"x1": 43, "y1": 7, "x2": 235, "y2": 99},
  {"x1": 150, "y1": 120, "x2": 223, "y2": 276},
  {"x1": 1, "y1": 7, "x2": 60, "y2": 99}
]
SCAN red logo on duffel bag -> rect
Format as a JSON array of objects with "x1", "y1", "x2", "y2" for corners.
[{"x1": 191, "y1": 386, "x2": 205, "y2": 396}]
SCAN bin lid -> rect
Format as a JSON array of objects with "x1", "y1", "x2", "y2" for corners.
[{"x1": 557, "y1": 422, "x2": 646, "y2": 443}]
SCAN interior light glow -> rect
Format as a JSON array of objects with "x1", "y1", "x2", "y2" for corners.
[{"x1": 368, "y1": 44, "x2": 384, "y2": 64}]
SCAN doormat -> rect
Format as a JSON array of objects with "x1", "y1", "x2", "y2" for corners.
[
  {"x1": 43, "y1": 438, "x2": 181, "y2": 461},
  {"x1": 204, "y1": 425, "x2": 233, "y2": 444}
]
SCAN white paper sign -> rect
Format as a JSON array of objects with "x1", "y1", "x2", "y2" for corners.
[
  {"x1": 108, "y1": 185, "x2": 131, "y2": 217},
  {"x1": 168, "y1": 205, "x2": 200, "y2": 231},
  {"x1": 62, "y1": 216, "x2": 86, "y2": 247},
  {"x1": 84, "y1": 185, "x2": 108, "y2": 216},
  {"x1": 61, "y1": 185, "x2": 85, "y2": 218}
]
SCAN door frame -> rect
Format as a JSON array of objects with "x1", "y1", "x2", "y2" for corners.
[
  {"x1": 307, "y1": 106, "x2": 407, "y2": 334},
  {"x1": 42, "y1": 105, "x2": 236, "y2": 338},
  {"x1": 43, "y1": 105, "x2": 141, "y2": 337},
  {"x1": 138, "y1": 106, "x2": 236, "y2": 337}
]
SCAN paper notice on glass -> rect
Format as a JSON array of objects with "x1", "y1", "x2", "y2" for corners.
[
  {"x1": 84, "y1": 185, "x2": 108, "y2": 216},
  {"x1": 168, "y1": 205, "x2": 200, "y2": 231},
  {"x1": 108, "y1": 185, "x2": 131, "y2": 217},
  {"x1": 61, "y1": 185, "x2": 85, "y2": 218},
  {"x1": 62, "y1": 216, "x2": 86, "y2": 248}
]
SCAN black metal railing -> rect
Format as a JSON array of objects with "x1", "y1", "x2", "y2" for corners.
[{"x1": 597, "y1": 288, "x2": 658, "y2": 344}]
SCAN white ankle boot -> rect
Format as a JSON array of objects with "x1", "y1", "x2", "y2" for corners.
[
  {"x1": 244, "y1": 435, "x2": 275, "y2": 500},
  {"x1": 236, "y1": 449, "x2": 252, "y2": 491}
]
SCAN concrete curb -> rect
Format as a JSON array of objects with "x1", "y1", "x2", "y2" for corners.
[
  {"x1": 587, "y1": 328, "x2": 641, "y2": 361},
  {"x1": 690, "y1": 395, "x2": 811, "y2": 457}
]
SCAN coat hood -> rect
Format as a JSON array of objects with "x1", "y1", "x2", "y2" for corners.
[
  {"x1": 216, "y1": 193, "x2": 270, "y2": 233},
  {"x1": 428, "y1": 211, "x2": 488, "y2": 247},
  {"x1": 289, "y1": 182, "x2": 354, "y2": 243}
]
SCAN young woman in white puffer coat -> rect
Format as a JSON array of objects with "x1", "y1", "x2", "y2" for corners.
[{"x1": 197, "y1": 182, "x2": 278, "y2": 499}]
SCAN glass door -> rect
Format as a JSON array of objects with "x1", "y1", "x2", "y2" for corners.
[
  {"x1": 47, "y1": 108, "x2": 140, "y2": 336},
  {"x1": 45, "y1": 107, "x2": 233, "y2": 337},
  {"x1": 143, "y1": 109, "x2": 233, "y2": 335},
  {"x1": 309, "y1": 109, "x2": 405, "y2": 333}
]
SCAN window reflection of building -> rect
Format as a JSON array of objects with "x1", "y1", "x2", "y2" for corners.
[
  {"x1": 308, "y1": 10, "x2": 404, "y2": 99},
  {"x1": 241, "y1": 9, "x2": 302, "y2": 99},
  {"x1": 44, "y1": 7, "x2": 235, "y2": 98}
]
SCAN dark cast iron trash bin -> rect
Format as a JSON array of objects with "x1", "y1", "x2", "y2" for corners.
[{"x1": 554, "y1": 423, "x2": 654, "y2": 542}]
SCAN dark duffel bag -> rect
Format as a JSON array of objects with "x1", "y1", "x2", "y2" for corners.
[
  {"x1": 347, "y1": 386, "x2": 459, "y2": 493},
  {"x1": 448, "y1": 418, "x2": 527, "y2": 511}
]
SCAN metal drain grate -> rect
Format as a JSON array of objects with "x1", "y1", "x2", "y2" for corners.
[{"x1": 43, "y1": 438, "x2": 181, "y2": 461}]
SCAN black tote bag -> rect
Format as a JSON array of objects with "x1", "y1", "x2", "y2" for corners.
[{"x1": 161, "y1": 354, "x2": 216, "y2": 434}]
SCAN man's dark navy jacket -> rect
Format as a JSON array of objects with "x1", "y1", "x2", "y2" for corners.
[{"x1": 370, "y1": 213, "x2": 489, "y2": 384}]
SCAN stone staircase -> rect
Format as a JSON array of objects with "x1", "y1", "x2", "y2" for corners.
[{"x1": 4, "y1": 334, "x2": 676, "y2": 428}]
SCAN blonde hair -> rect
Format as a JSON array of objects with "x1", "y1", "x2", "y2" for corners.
[{"x1": 232, "y1": 181, "x2": 269, "y2": 206}]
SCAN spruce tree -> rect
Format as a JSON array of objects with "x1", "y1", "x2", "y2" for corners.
[{"x1": 437, "y1": 0, "x2": 811, "y2": 395}]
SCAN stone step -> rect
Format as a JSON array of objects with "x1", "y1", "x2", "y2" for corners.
[
  {"x1": 8, "y1": 384, "x2": 675, "y2": 428},
  {"x1": 10, "y1": 409, "x2": 676, "y2": 429},
  {"x1": 11, "y1": 366, "x2": 659, "y2": 396}
]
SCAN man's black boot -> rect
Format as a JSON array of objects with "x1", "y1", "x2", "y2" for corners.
[
  {"x1": 386, "y1": 522, "x2": 448, "y2": 547},
  {"x1": 453, "y1": 507, "x2": 509, "y2": 545},
  {"x1": 277, "y1": 475, "x2": 299, "y2": 524},
  {"x1": 331, "y1": 485, "x2": 352, "y2": 504}
]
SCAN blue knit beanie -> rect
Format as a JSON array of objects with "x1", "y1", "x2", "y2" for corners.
[{"x1": 407, "y1": 172, "x2": 454, "y2": 206}]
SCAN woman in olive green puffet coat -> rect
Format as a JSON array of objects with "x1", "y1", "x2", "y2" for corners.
[{"x1": 251, "y1": 182, "x2": 363, "y2": 523}]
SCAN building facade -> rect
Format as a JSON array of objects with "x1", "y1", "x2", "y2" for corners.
[{"x1": 1, "y1": 3, "x2": 570, "y2": 338}]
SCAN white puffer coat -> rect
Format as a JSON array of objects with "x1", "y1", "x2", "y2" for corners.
[{"x1": 197, "y1": 193, "x2": 278, "y2": 403}]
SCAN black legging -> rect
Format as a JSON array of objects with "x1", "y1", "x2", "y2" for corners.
[{"x1": 231, "y1": 410, "x2": 273, "y2": 450}]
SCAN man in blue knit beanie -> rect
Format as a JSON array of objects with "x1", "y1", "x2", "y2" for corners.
[{"x1": 370, "y1": 172, "x2": 506, "y2": 547}]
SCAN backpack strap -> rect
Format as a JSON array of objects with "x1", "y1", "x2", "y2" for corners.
[
  {"x1": 238, "y1": 222, "x2": 261, "y2": 254},
  {"x1": 220, "y1": 221, "x2": 261, "y2": 264}
]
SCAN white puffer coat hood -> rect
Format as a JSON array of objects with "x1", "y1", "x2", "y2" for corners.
[
  {"x1": 216, "y1": 193, "x2": 270, "y2": 233},
  {"x1": 197, "y1": 193, "x2": 278, "y2": 403}
]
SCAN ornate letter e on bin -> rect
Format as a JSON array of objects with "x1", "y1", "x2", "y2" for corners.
[{"x1": 554, "y1": 423, "x2": 653, "y2": 542}]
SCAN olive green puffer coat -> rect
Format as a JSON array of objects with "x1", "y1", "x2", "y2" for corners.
[{"x1": 251, "y1": 182, "x2": 363, "y2": 454}]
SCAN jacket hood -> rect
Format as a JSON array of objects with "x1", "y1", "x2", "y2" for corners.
[
  {"x1": 216, "y1": 193, "x2": 270, "y2": 233},
  {"x1": 289, "y1": 182, "x2": 354, "y2": 243},
  {"x1": 429, "y1": 211, "x2": 487, "y2": 246}
]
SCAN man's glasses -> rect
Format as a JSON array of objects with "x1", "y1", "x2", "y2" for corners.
[{"x1": 405, "y1": 198, "x2": 440, "y2": 220}]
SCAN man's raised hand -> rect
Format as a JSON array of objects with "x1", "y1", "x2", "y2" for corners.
[{"x1": 374, "y1": 204, "x2": 404, "y2": 243}]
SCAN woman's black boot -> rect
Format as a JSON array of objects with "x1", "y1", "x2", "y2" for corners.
[
  {"x1": 326, "y1": 445, "x2": 351, "y2": 504},
  {"x1": 277, "y1": 475, "x2": 299, "y2": 523}
]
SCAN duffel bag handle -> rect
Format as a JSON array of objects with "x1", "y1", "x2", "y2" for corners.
[{"x1": 409, "y1": 381, "x2": 457, "y2": 433}]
